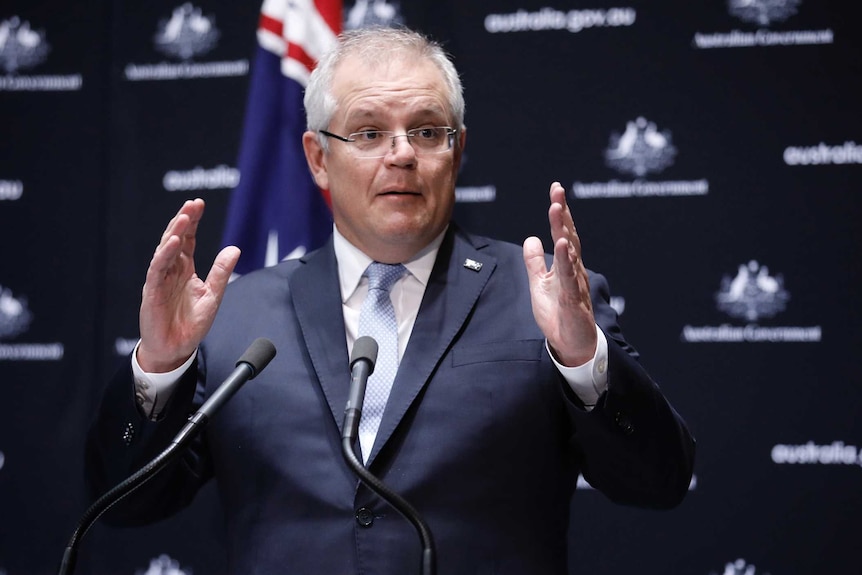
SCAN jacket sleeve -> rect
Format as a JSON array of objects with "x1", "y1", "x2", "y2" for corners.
[
  {"x1": 563, "y1": 271, "x2": 696, "y2": 509},
  {"x1": 84, "y1": 356, "x2": 213, "y2": 526}
]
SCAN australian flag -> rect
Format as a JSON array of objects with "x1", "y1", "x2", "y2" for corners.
[{"x1": 222, "y1": 0, "x2": 342, "y2": 275}]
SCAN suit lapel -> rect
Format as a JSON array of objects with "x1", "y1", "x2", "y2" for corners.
[
  {"x1": 288, "y1": 230, "x2": 499, "y2": 463},
  {"x1": 289, "y1": 239, "x2": 353, "y2": 433},
  {"x1": 367, "y1": 227, "x2": 497, "y2": 465}
]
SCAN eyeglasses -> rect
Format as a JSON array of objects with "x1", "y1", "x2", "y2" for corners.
[{"x1": 319, "y1": 127, "x2": 458, "y2": 158}]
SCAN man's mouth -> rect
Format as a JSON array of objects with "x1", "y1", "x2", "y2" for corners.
[{"x1": 380, "y1": 189, "x2": 419, "y2": 196}]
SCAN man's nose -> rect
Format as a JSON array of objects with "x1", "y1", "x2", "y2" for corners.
[
  {"x1": 390, "y1": 133, "x2": 415, "y2": 150},
  {"x1": 386, "y1": 134, "x2": 417, "y2": 163}
]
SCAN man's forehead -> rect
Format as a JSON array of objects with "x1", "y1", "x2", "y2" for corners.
[
  {"x1": 332, "y1": 53, "x2": 443, "y2": 90},
  {"x1": 330, "y1": 55, "x2": 449, "y2": 121},
  {"x1": 343, "y1": 99, "x2": 448, "y2": 120}
]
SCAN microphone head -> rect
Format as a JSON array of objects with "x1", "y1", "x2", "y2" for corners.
[
  {"x1": 236, "y1": 338, "x2": 277, "y2": 378},
  {"x1": 351, "y1": 336, "x2": 378, "y2": 371}
]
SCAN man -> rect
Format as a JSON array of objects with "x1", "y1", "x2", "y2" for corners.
[{"x1": 87, "y1": 27, "x2": 695, "y2": 575}]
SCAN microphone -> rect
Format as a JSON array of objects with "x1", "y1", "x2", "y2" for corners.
[
  {"x1": 342, "y1": 335, "x2": 378, "y2": 445},
  {"x1": 340, "y1": 336, "x2": 436, "y2": 575},
  {"x1": 58, "y1": 338, "x2": 277, "y2": 575},
  {"x1": 173, "y1": 337, "x2": 276, "y2": 446}
]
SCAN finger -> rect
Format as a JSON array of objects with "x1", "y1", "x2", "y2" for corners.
[
  {"x1": 158, "y1": 199, "x2": 205, "y2": 248},
  {"x1": 159, "y1": 199, "x2": 193, "y2": 243},
  {"x1": 155, "y1": 201, "x2": 206, "y2": 287},
  {"x1": 181, "y1": 198, "x2": 206, "y2": 240},
  {"x1": 548, "y1": 184, "x2": 584, "y2": 265},
  {"x1": 553, "y1": 236, "x2": 578, "y2": 285},
  {"x1": 554, "y1": 236, "x2": 593, "y2": 314},
  {"x1": 522, "y1": 236, "x2": 549, "y2": 283},
  {"x1": 143, "y1": 237, "x2": 190, "y2": 300},
  {"x1": 549, "y1": 205, "x2": 583, "y2": 261},
  {"x1": 204, "y1": 246, "x2": 241, "y2": 301},
  {"x1": 147, "y1": 234, "x2": 181, "y2": 280},
  {"x1": 554, "y1": 184, "x2": 576, "y2": 238},
  {"x1": 549, "y1": 182, "x2": 571, "y2": 221},
  {"x1": 547, "y1": 182, "x2": 574, "y2": 245},
  {"x1": 548, "y1": 201, "x2": 566, "y2": 246}
]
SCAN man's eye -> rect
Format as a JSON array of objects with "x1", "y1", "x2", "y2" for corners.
[
  {"x1": 355, "y1": 131, "x2": 381, "y2": 141},
  {"x1": 415, "y1": 128, "x2": 437, "y2": 139}
]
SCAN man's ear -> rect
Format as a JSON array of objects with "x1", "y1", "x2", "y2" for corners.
[{"x1": 302, "y1": 131, "x2": 329, "y2": 190}]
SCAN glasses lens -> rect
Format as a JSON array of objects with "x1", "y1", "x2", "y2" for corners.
[
  {"x1": 410, "y1": 127, "x2": 447, "y2": 152},
  {"x1": 351, "y1": 131, "x2": 388, "y2": 156},
  {"x1": 348, "y1": 128, "x2": 454, "y2": 158}
]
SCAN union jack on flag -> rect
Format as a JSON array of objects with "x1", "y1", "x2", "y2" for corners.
[{"x1": 222, "y1": 0, "x2": 342, "y2": 275}]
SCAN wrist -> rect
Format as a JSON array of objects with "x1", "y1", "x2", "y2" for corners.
[
  {"x1": 136, "y1": 343, "x2": 192, "y2": 374},
  {"x1": 550, "y1": 344, "x2": 596, "y2": 368}
]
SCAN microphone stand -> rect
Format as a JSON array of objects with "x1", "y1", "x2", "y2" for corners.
[
  {"x1": 341, "y1": 336, "x2": 436, "y2": 575},
  {"x1": 58, "y1": 338, "x2": 276, "y2": 575},
  {"x1": 341, "y1": 437, "x2": 437, "y2": 575},
  {"x1": 58, "y1": 426, "x2": 198, "y2": 575}
]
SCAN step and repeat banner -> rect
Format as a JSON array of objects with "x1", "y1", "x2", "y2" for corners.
[{"x1": 1, "y1": 1, "x2": 860, "y2": 574}]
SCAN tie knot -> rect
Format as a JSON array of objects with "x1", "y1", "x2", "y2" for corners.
[{"x1": 364, "y1": 262, "x2": 405, "y2": 292}]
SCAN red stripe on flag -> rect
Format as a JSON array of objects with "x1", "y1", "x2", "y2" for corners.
[
  {"x1": 314, "y1": 0, "x2": 343, "y2": 36},
  {"x1": 287, "y1": 41, "x2": 316, "y2": 73},
  {"x1": 259, "y1": 13, "x2": 283, "y2": 36}
]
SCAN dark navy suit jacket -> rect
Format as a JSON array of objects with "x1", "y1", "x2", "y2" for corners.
[{"x1": 88, "y1": 225, "x2": 695, "y2": 575}]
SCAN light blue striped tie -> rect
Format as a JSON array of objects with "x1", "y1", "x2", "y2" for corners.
[{"x1": 357, "y1": 262, "x2": 406, "y2": 459}]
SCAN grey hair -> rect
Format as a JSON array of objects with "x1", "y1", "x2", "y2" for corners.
[{"x1": 304, "y1": 27, "x2": 465, "y2": 148}]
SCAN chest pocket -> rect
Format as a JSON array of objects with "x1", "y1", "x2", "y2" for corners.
[{"x1": 451, "y1": 339, "x2": 545, "y2": 366}]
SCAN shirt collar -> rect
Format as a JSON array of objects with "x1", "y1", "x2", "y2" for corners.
[{"x1": 333, "y1": 224, "x2": 446, "y2": 303}]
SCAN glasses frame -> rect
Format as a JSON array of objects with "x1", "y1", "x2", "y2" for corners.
[{"x1": 319, "y1": 127, "x2": 458, "y2": 158}]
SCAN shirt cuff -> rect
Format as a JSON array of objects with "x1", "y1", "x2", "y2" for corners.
[
  {"x1": 131, "y1": 340, "x2": 197, "y2": 420},
  {"x1": 547, "y1": 325, "x2": 609, "y2": 411}
]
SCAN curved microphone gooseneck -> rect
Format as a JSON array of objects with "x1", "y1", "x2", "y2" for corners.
[
  {"x1": 341, "y1": 335, "x2": 437, "y2": 575},
  {"x1": 58, "y1": 337, "x2": 277, "y2": 575}
]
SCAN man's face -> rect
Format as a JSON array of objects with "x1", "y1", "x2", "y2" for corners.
[{"x1": 303, "y1": 55, "x2": 465, "y2": 263}]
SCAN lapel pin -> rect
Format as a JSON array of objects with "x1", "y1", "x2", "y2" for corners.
[{"x1": 463, "y1": 258, "x2": 483, "y2": 272}]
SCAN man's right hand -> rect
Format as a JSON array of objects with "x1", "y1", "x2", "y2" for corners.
[{"x1": 137, "y1": 199, "x2": 240, "y2": 373}]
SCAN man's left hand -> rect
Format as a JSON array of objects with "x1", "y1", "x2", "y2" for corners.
[{"x1": 523, "y1": 181, "x2": 597, "y2": 367}]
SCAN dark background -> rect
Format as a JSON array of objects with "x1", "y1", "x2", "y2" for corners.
[{"x1": 1, "y1": 1, "x2": 860, "y2": 574}]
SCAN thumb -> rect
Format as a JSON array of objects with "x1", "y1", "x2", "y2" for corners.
[
  {"x1": 522, "y1": 236, "x2": 548, "y2": 284},
  {"x1": 205, "y1": 246, "x2": 241, "y2": 297}
]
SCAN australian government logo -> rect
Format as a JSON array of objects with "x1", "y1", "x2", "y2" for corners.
[
  {"x1": 135, "y1": 554, "x2": 190, "y2": 575},
  {"x1": 694, "y1": 0, "x2": 833, "y2": 49},
  {"x1": 0, "y1": 284, "x2": 63, "y2": 361},
  {"x1": 710, "y1": 558, "x2": 771, "y2": 575},
  {"x1": 345, "y1": 0, "x2": 405, "y2": 29},
  {"x1": 573, "y1": 117, "x2": 709, "y2": 199},
  {"x1": 682, "y1": 260, "x2": 821, "y2": 343},
  {"x1": 0, "y1": 16, "x2": 82, "y2": 91},
  {"x1": 124, "y1": 3, "x2": 248, "y2": 81}
]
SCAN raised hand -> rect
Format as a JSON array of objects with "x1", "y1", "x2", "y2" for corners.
[
  {"x1": 137, "y1": 199, "x2": 240, "y2": 373},
  {"x1": 522, "y1": 182, "x2": 597, "y2": 367}
]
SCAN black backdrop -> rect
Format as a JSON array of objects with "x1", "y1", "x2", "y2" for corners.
[{"x1": 1, "y1": 1, "x2": 860, "y2": 574}]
